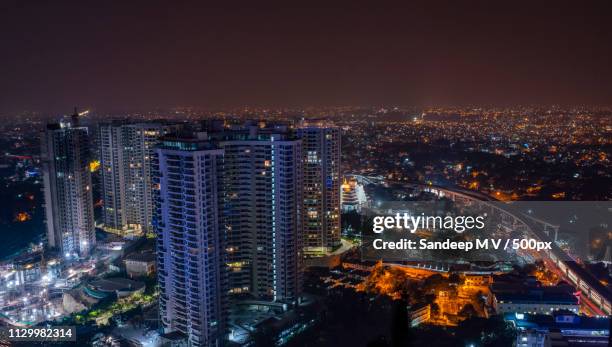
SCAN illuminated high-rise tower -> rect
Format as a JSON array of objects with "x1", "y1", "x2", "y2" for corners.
[
  {"x1": 217, "y1": 124, "x2": 303, "y2": 301},
  {"x1": 155, "y1": 137, "x2": 226, "y2": 347},
  {"x1": 297, "y1": 122, "x2": 341, "y2": 255},
  {"x1": 41, "y1": 110, "x2": 95, "y2": 257},
  {"x1": 154, "y1": 124, "x2": 304, "y2": 346},
  {"x1": 99, "y1": 121, "x2": 182, "y2": 234}
]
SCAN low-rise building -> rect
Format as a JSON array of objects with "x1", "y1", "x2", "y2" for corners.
[
  {"x1": 85, "y1": 278, "x2": 145, "y2": 299},
  {"x1": 125, "y1": 251, "x2": 156, "y2": 278},
  {"x1": 491, "y1": 276, "x2": 579, "y2": 315},
  {"x1": 409, "y1": 303, "x2": 431, "y2": 327},
  {"x1": 505, "y1": 312, "x2": 609, "y2": 346},
  {"x1": 493, "y1": 290, "x2": 579, "y2": 315}
]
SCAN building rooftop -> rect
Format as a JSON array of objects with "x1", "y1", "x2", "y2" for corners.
[
  {"x1": 495, "y1": 290, "x2": 578, "y2": 305},
  {"x1": 505, "y1": 312, "x2": 610, "y2": 333},
  {"x1": 85, "y1": 277, "x2": 145, "y2": 298},
  {"x1": 125, "y1": 251, "x2": 156, "y2": 263}
]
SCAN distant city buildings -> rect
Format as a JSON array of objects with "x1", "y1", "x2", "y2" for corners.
[
  {"x1": 297, "y1": 122, "x2": 341, "y2": 256},
  {"x1": 41, "y1": 111, "x2": 95, "y2": 257},
  {"x1": 340, "y1": 176, "x2": 367, "y2": 212},
  {"x1": 19, "y1": 106, "x2": 612, "y2": 345},
  {"x1": 99, "y1": 121, "x2": 182, "y2": 235}
]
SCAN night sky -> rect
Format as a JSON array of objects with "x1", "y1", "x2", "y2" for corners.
[{"x1": 1, "y1": 0, "x2": 612, "y2": 114}]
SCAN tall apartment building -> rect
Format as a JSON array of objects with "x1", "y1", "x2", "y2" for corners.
[
  {"x1": 297, "y1": 122, "x2": 341, "y2": 256},
  {"x1": 155, "y1": 138, "x2": 226, "y2": 347},
  {"x1": 154, "y1": 125, "x2": 304, "y2": 346},
  {"x1": 41, "y1": 112, "x2": 95, "y2": 257},
  {"x1": 216, "y1": 125, "x2": 303, "y2": 301},
  {"x1": 99, "y1": 121, "x2": 181, "y2": 234}
]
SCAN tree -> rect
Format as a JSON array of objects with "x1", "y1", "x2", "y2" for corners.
[
  {"x1": 473, "y1": 290, "x2": 486, "y2": 312},
  {"x1": 430, "y1": 302, "x2": 440, "y2": 316},
  {"x1": 423, "y1": 274, "x2": 450, "y2": 292},
  {"x1": 458, "y1": 303, "x2": 477, "y2": 319},
  {"x1": 455, "y1": 316, "x2": 516, "y2": 347},
  {"x1": 448, "y1": 272, "x2": 464, "y2": 285}
]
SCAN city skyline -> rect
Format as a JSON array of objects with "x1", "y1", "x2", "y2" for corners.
[
  {"x1": 0, "y1": 104, "x2": 609, "y2": 346},
  {"x1": 0, "y1": 1, "x2": 610, "y2": 346}
]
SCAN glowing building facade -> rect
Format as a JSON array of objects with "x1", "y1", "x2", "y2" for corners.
[
  {"x1": 155, "y1": 125, "x2": 304, "y2": 346},
  {"x1": 99, "y1": 121, "x2": 182, "y2": 234},
  {"x1": 297, "y1": 123, "x2": 341, "y2": 255},
  {"x1": 218, "y1": 126, "x2": 303, "y2": 301},
  {"x1": 41, "y1": 112, "x2": 95, "y2": 257},
  {"x1": 155, "y1": 138, "x2": 226, "y2": 347}
]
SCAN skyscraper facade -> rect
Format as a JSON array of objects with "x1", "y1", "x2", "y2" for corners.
[
  {"x1": 41, "y1": 113, "x2": 95, "y2": 257},
  {"x1": 217, "y1": 125, "x2": 303, "y2": 301},
  {"x1": 154, "y1": 124, "x2": 304, "y2": 346},
  {"x1": 155, "y1": 138, "x2": 226, "y2": 347},
  {"x1": 297, "y1": 123, "x2": 341, "y2": 256},
  {"x1": 99, "y1": 121, "x2": 181, "y2": 234}
]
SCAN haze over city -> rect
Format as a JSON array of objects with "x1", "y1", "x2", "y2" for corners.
[{"x1": 1, "y1": 0, "x2": 612, "y2": 115}]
